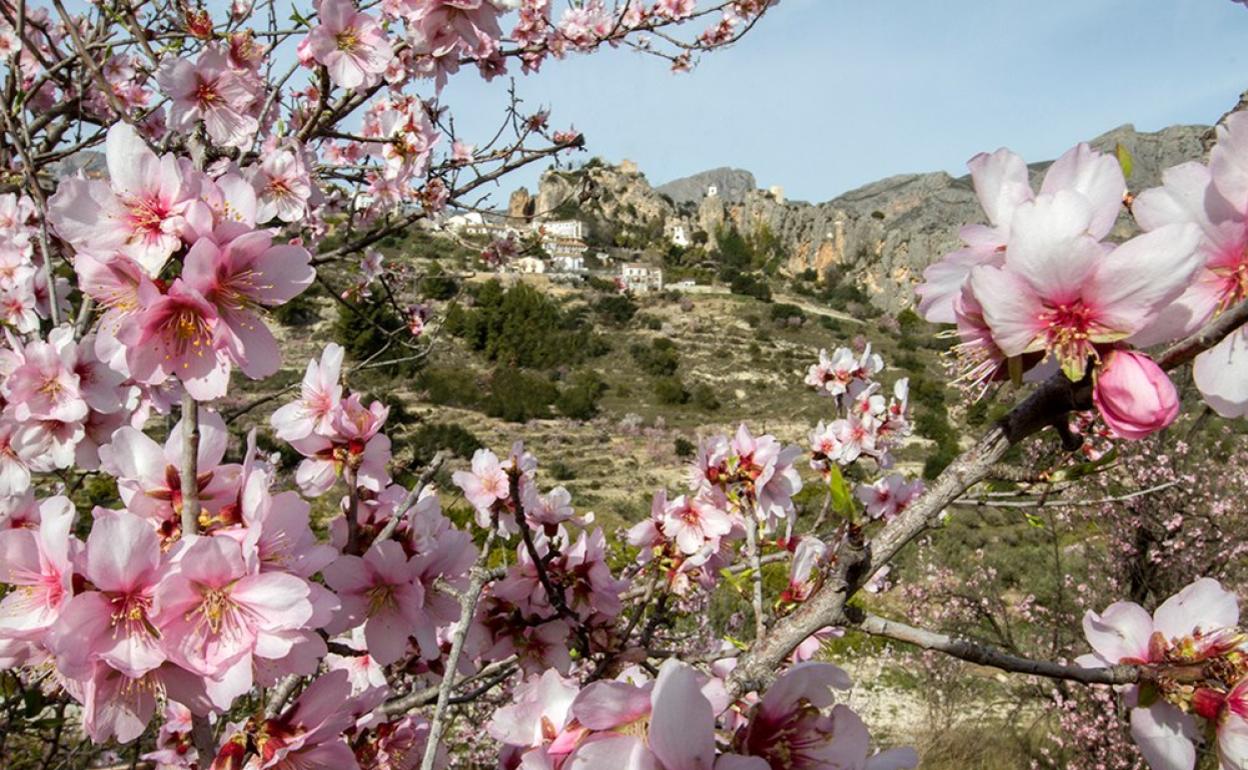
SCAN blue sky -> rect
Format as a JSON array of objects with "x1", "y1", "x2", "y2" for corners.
[{"x1": 444, "y1": 0, "x2": 1248, "y2": 203}]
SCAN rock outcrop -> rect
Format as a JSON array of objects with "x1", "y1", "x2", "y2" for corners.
[
  {"x1": 527, "y1": 123, "x2": 1210, "y2": 313},
  {"x1": 656, "y1": 167, "x2": 758, "y2": 207}
]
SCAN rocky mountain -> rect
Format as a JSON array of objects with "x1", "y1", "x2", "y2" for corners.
[
  {"x1": 527, "y1": 123, "x2": 1209, "y2": 313},
  {"x1": 656, "y1": 167, "x2": 757, "y2": 206}
]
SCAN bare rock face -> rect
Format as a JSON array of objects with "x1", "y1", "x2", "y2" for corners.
[
  {"x1": 534, "y1": 161, "x2": 675, "y2": 238},
  {"x1": 508, "y1": 187, "x2": 535, "y2": 223},
  {"x1": 523, "y1": 123, "x2": 1208, "y2": 313},
  {"x1": 656, "y1": 167, "x2": 757, "y2": 206}
]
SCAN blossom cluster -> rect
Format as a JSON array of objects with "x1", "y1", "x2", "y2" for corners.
[
  {"x1": 486, "y1": 659, "x2": 917, "y2": 770},
  {"x1": 1080, "y1": 578, "x2": 1248, "y2": 770},
  {"x1": 806, "y1": 344, "x2": 911, "y2": 471},
  {"x1": 916, "y1": 123, "x2": 1248, "y2": 435}
]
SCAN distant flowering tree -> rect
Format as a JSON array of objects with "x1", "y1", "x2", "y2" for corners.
[{"x1": 2, "y1": 0, "x2": 1248, "y2": 769}]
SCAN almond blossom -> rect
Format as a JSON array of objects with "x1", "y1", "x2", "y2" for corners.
[
  {"x1": 118, "y1": 279, "x2": 231, "y2": 400},
  {"x1": 156, "y1": 47, "x2": 259, "y2": 148},
  {"x1": 661, "y1": 493, "x2": 735, "y2": 555},
  {"x1": 47, "y1": 510, "x2": 166, "y2": 679},
  {"x1": 154, "y1": 535, "x2": 316, "y2": 677},
  {"x1": 1091, "y1": 349, "x2": 1180, "y2": 440},
  {"x1": 47, "y1": 123, "x2": 197, "y2": 277},
  {"x1": 306, "y1": 0, "x2": 394, "y2": 89},
  {"x1": 101, "y1": 409, "x2": 241, "y2": 535},
  {"x1": 1080, "y1": 578, "x2": 1244, "y2": 770},
  {"x1": 322, "y1": 540, "x2": 425, "y2": 665},
  {"x1": 0, "y1": 496, "x2": 74, "y2": 642},
  {"x1": 181, "y1": 229, "x2": 314, "y2": 379},
  {"x1": 730, "y1": 662, "x2": 918, "y2": 770},
  {"x1": 1133, "y1": 111, "x2": 1248, "y2": 416},
  {"x1": 247, "y1": 147, "x2": 315, "y2": 223},
  {"x1": 969, "y1": 191, "x2": 1201, "y2": 380},
  {"x1": 270, "y1": 343, "x2": 345, "y2": 442},
  {"x1": 916, "y1": 143, "x2": 1127, "y2": 325}
]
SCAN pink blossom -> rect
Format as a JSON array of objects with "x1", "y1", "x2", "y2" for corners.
[
  {"x1": 100, "y1": 409, "x2": 241, "y2": 534},
  {"x1": 1081, "y1": 579, "x2": 1243, "y2": 770},
  {"x1": 656, "y1": 0, "x2": 695, "y2": 20},
  {"x1": 1133, "y1": 112, "x2": 1248, "y2": 416},
  {"x1": 1, "y1": 329, "x2": 88, "y2": 424},
  {"x1": 47, "y1": 510, "x2": 166, "y2": 679},
  {"x1": 271, "y1": 343, "x2": 345, "y2": 441},
  {"x1": 565, "y1": 659, "x2": 720, "y2": 769},
  {"x1": 1080, "y1": 578, "x2": 1239, "y2": 669},
  {"x1": 248, "y1": 147, "x2": 314, "y2": 223},
  {"x1": 325, "y1": 626, "x2": 388, "y2": 694},
  {"x1": 119, "y1": 279, "x2": 231, "y2": 400},
  {"x1": 251, "y1": 669, "x2": 387, "y2": 769},
  {"x1": 916, "y1": 143, "x2": 1126, "y2": 324},
  {"x1": 155, "y1": 535, "x2": 315, "y2": 677},
  {"x1": 156, "y1": 47, "x2": 259, "y2": 148},
  {"x1": 661, "y1": 493, "x2": 734, "y2": 555},
  {"x1": 0, "y1": 496, "x2": 75, "y2": 641},
  {"x1": 968, "y1": 191, "x2": 1201, "y2": 380},
  {"x1": 322, "y1": 540, "x2": 425, "y2": 665},
  {"x1": 306, "y1": 0, "x2": 394, "y2": 89},
  {"x1": 487, "y1": 669, "x2": 580, "y2": 756},
  {"x1": 854, "y1": 474, "x2": 924, "y2": 521},
  {"x1": 47, "y1": 123, "x2": 197, "y2": 276},
  {"x1": 181, "y1": 229, "x2": 314, "y2": 380},
  {"x1": 1092, "y1": 350, "x2": 1180, "y2": 440},
  {"x1": 731, "y1": 662, "x2": 914, "y2": 770},
  {"x1": 452, "y1": 447, "x2": 511, "y2": 525}
]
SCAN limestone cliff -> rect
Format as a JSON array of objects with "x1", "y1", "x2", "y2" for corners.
[{"x1": 527, "y1": 123, "x2": 1209, "y2": 312}]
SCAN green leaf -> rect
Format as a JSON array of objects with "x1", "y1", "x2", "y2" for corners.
[
  {"x1": 723, "y1": 635, "x2": 750, "y2": 652},
  {"x1": 1007, "y1": 355, "x2": 1024, "y2": 387},
  {"x1": 827, "y1": 466, "x2": 854, "y2": 517},
  {"x1": 1116, "y1": 142, "x2": 1135, "y2": 179}
]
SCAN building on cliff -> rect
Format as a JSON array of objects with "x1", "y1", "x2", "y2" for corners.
[{"x1": 620, "y1": 263, "x2": 663, "y2": 294}]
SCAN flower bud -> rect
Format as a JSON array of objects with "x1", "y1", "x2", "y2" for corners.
[{"x1": 1092, "y1": 350, "x2": 1180, "y2": 440}]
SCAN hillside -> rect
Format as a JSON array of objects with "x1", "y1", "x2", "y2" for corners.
[{"x1": 532, "y1": 123, "x2": 1208, "y2": 313}]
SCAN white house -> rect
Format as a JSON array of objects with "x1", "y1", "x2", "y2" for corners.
[
  {"x1": 445, "y1": 212, "x2": 486, "y2": 232},
  {"x1": 512, "y1": 256, "x2": 547, "y2": 274},
  {"x1": 542, "y1": 236, "x2": 589, "y2": 260},
  {"x1": 552, "y1": 255, "x2": 585, "y2": 273},
  {"x1": 620, "y1": 263, "x2": 663, "y2": 294},
  {"x1": 537, "y1": 219, "x2": 585, "y2": 240},
  {"x1": 665, "y1": 221, "x2": 691, "y2": 248},
  {"x1": 706, "y1": 185, "x2": 718, "y2": 198}
]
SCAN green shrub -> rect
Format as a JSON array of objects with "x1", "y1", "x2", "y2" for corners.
[
  {"x1": 630, "y1": 339, "x2": 680, "y2": 377},
  {"x1": 594, "y1": 294, "x2": 638, "y2": 327},
  {"x1": 638, "y1": 313, "x2": 663, "y2": 330},
  {"x1": 331, "y1": 296, "x2": 419, "y2": 376},
  {"x1": 654, "y1": 376, "x2": 689, "y2": 405},
  {"x1": 690, "y1": 383, "x2": 721, "y2": 411},
  {"x1": 445, "y1": 281, "x2": 604, "y2": 368},
  {"x1": 674, "y1": 437, "x2": 696, "y2": 459},
  {"x1": 408, "y1": 423, "x2": 484, "y2": 465},
  {"x1": 728, "y1": 271, "x2": 772, "y2": 302},
  {"x1": 419, "y1": 367, "x2": 481, "y2": 408},
  {"x1": 769, "y1": 303, "x2": 805, "y2": 323},
  {"x1": 419, "y1": 266, "x2": 459, "y2": 301},
  {"x1": 556, "y1": 371, "x2": 607, "y2": 421},
  {"x1": 483, "y1": 368, "x2": 558, "y2": 422}
]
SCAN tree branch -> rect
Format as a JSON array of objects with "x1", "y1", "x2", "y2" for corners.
[{"x1": 852, "y1": 612, "x2": 1139, "y2": 685}]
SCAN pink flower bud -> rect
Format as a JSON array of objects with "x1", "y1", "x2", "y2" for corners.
[{"x1": 1092, "y1": 350, "x2": 1180, "y2": 440}]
